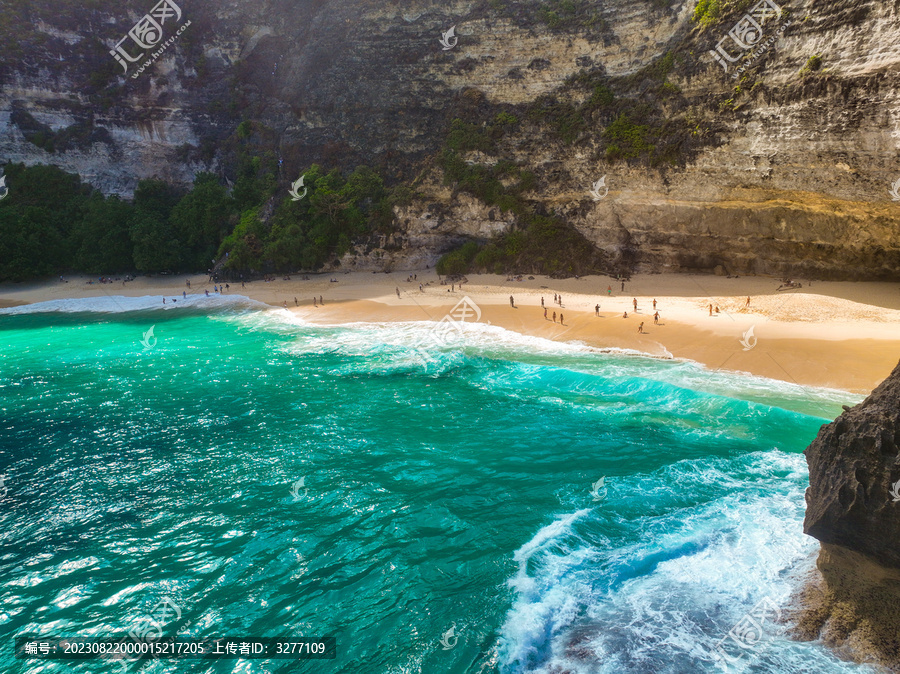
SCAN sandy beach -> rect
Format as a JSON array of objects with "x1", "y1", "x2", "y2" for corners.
[{"x1": 2, "y1": 271, "x2": 898, "y2": 394}]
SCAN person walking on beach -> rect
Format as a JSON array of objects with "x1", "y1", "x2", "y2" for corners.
[
  {"x1": 652, "y1": 299, "x2": 657, "y2": 310},
  {"x1": 745, "y1": 296, "x2": 751, "y2": 308},
  {"x1": 607, "y1": 285, "x2": 612, "y2": 296},
  {"x1": 553, "y1": 293, "x2": 557, "y2": 304},
  {"x1": 559, "y1": 313, "x2": 564, "y2": 325},
  {"x1": 654, "y1": 311, "x2": 659, "y2": 324},
  {"x1": 396, "y1": 287, "x2": 400, "y2": 298},
  {"x1": 163, "y1": 298, "x2": 166, "y2": 304},
  {"x1": 595, "y1": 304, "x2": 600, "y2": 316},
  {"x1": 294, "y1": 297, "x2": 298, "y2": 306},
  {"x1": 709, "y1": 304, "x2": 713, "y2": 316},
  {"x1": 623, "y1": 311, "x2": 628, "y2": 318},
  {"x1": 638, "y1": 322, "x2": 644, "y2": 334},
  {"x1": 313, "y1": 297, "x2": 317, "y2": 307},
  {"x1": 544, "y1": 307, "x2": 548, "y2": 319},
  {"x1": 510, "y1": 295, "x2": 515, "y2": 308},
  {"x1": 558, "y1": 295, "x2": 563, "y2": 306},
  {"x1": 541, "y1": 297, "x2": 545, "y2": 308},
  {"x1": 319, "y1": 295, "x2": 323, "y2": 305},
  {"x1": 205, "y1": 289, "x2": 209, "y2": 297},
  {"x1": 552, "y1": 311, "x2": 557, "y2": 323},
  {"x1": 621, "y1": 281, "x2": 625, "y2": 292},
  {"x1": 183, "y1": 291, "x2": 186, "y2": 299},
  {"x1": 283, "y1": 301, "x2": 288, "y2": 308},
  {"x1": 633, "y1": 298, "x2": 637, "y2": 312}
]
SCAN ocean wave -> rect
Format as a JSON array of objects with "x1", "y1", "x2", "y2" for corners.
[
  {"x1": 266, "y1": 317, "x2": 855, "y2": 416},
  {"x1": 0, "y1": 294, "x2": 271, "y2": 316},
  {"x1": 494, "y1": 451, "x2": 853, "y2": 674}
]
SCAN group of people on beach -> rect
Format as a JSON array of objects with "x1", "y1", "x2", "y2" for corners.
[{"x1": 538, "y1": 297, "x2": 564, "y2": 324}]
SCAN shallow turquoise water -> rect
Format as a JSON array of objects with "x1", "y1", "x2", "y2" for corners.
[{"x1": 0, "y1": 297, "x2": 875, "y2": 673}]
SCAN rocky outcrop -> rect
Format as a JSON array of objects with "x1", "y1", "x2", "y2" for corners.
[{"x1": 798, "y1": 359, "x2": 900, "y2": 669}]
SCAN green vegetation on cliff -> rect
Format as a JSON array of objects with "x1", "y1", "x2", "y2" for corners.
[
  {"x1": 0, "y1": 161, "x2": 405, "y2": 281},
  {"x1": 435, "y1": 120, "x2": 608, "y2": 277}
]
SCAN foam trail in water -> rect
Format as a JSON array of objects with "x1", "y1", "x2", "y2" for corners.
[{"x1": 495, "y1": 452, "x2": 858, "y2": 674}]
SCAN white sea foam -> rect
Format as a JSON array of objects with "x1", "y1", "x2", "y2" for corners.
[
  {"x1": 494, "y1": 451, "x2": 855, "y2": 673},
  {"x1": 269, "y1": 317, "x2": 856, "y2": 412},
  {"x1": 0, "y1": 294, "x2": 268, "y2": 315}
]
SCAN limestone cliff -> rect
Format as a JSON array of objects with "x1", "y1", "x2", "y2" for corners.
[
  {"x1": 798, "y1": 359, "x2": 900, "y2": 670},
  {"x1": 1, "y1": 0, "x2": 898, "y2": 277}
]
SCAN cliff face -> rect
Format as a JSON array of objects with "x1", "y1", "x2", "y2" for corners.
[
  {"x1": 1, "y1": 0, "x2": 899, "y2": 277},
  {"x1": 798, "y1": 359, "x2": 900, "y2": 669}
]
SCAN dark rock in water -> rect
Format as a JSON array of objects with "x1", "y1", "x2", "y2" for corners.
[
  {"x1": 804, "y1": 360, "x2": 900, "y2": 567},
  {"x1": 797, "y1": 359, "x2": 900, "y2": 670}
]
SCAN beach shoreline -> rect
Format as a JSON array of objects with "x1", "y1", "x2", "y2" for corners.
[{"x1": 2, "y1": 271, "x2": 898, "y2": 394}]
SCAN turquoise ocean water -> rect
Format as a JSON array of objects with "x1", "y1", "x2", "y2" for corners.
[{"x1": 0, "y1": 296, "x2": 876, "y2": 673}]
